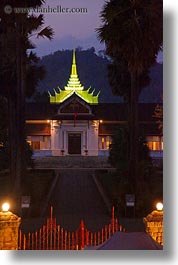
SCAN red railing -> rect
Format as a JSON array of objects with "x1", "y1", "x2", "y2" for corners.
[{"x1": 19, "y1": 206, "x2": 124, "y2": 250}]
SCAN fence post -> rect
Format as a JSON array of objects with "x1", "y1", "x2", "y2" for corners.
[
  {"x1": 57, "y1": 225, "x2": 60, "y2": 250},
  {"x1": 111, "y1": 206, "x2": 115, "y2": 235},
  {"x1": 0, "y1": 206, "x2": 21, "y2": 250},
  {"x1": 90, "y1": 232, "x2": 93, "y2": 246},
  {"x1": 86, "y1": 230, "x2": 89, "y2": 246},
  {"x1": 101, "y1": 228, "x2": 104, "y2": 244},
  {"x1": 98, "y1": 231, "x2": 100, "y2": 245},
  {"x1": 94, "y1": 233, "x2": 96, "y2": 246},
  {"x1": 80, "y1": 220, "x2": 85, "y2": 250},
  {"x1": 115, "y1": 218, "x2": 119, "y2": 232}
]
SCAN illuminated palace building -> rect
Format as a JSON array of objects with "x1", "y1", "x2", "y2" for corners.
[{"x1": 26, "y1": 51, "x2": 163, "y2": 160}]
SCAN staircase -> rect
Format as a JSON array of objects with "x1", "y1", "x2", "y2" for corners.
[{"x1": 33, "y1": 156, "x2": 113, "y2": 169}]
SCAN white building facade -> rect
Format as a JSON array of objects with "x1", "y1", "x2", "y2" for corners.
[{"x1": 26, "y1": 51, "x2": 163, "y2": 161}]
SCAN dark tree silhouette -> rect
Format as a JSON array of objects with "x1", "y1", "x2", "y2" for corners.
[
  {"x1": 97, "y1": 0, "x2": 163, "y2": 189},
  {"x1": 0, "y1": 0, "x2": 54, "y2": 210}
]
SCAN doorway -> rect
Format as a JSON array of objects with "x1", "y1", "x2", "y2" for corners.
[{"x1": 68, "y1": 133, "x2": 81, "y2": 154}]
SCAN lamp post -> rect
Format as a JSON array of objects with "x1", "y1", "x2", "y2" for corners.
[
  {"x1": 2, "y1": 202, "x2": 10, "y2": 212},
  {"x1": 0, "y1": 202, "x2": 21, "y2": 250},
  {"x1": 143, "y1": 202, "x2": 163, "y2": 246},
  {"x1": 156, "y1": 202, "x2": 163, "y2": 211}
]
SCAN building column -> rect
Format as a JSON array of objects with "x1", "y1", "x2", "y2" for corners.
[
  {"x1": 51, "y1": 121, "x2": 61, "y2": 155},
  {"x1": 0, "y1": 204, "x2": 21, "y2": 250}
]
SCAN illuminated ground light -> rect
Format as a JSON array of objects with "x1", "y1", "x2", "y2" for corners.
[
  {"x1": 2, "y1": 202, "x2": 10, "y2": 212},
  {"x1": 156, "y1": 202, "x2": 163, "y2": 211}
]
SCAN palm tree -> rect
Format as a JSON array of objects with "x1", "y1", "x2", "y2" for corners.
[
  {"x1": 0, "y1": 0, "x2": 54, "y2": 209},
  {"x1": 97, "y1": 0, "x2": 163, "y2": 190},
  {"x1": 107, "y1": 56, "x2": 150, "y2": 103}
]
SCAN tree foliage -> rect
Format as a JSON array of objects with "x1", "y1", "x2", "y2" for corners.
[
  {"x1": 0, "y1": 0, "x2": 53, "y2": 204},
  {"x1": 107, "y1": 128, "x2": 158, "y2": 215},
  {"x1": 97, "y1": 0, "x2": 163, "y2": 185},
  {"x1": 109, "y1": 128, "x2": 152, "y2": 174},
  {"x1": 108, "y1": 58, "x2": 150, "y2": 102},
  {"x1": 0, "y1": 97, "x2": 8, "y2": 171},
  {"x1": 153, "y1": 104, "x2": 163, "y2": 134},
  {"x1": 0, "y1": 97, "x2": 33, "y2": 171},
  {"x1": 0, "y1": 1, "x2": 54, "y2": 98},
  {"x1": 97, "y1": 0, "x2": 163, "y2": 74}
]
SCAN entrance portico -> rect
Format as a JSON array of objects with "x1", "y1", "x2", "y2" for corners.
[{"x1": 51, "y1": 117, "x2": 99, "y2": 156}]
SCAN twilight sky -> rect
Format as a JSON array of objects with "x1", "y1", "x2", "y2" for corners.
[
  {"x1": 33, "y1": 0, "x2": 105, "y2": 56},
  {"x1": 32, "y1": 0, "x2": 162, "y2": 62}
]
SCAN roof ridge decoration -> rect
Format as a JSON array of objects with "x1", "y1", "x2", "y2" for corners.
[{"x1": 49, "y1": 50, "x2": 100, "y2": 104}]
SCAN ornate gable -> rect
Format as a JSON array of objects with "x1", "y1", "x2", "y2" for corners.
[{"x1": 58, "y1": 95, "x2": 92, "y2": 114}]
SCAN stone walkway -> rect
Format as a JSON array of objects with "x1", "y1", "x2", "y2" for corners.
[
  {"x1": 48, "y1": 169, "x2": 111, "y2": 232},
  {"x1": 20, "y1": 168, "x2": 145, "y2": 233}
]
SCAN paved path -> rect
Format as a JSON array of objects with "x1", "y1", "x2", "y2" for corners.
[{"x1": 49, "y1": 169, "x2": 111, "y2": 232}]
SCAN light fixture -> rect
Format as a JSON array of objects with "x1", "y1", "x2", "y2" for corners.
[
  {"x1": 156, "y1": 202, "x2": 163, "y2": 211},
  {"x1": 2, "y1": 202, "x2": 10, "y2": 212},
  {"x1": 99, "y1": 120, "x2": 103, "y2": 123}
]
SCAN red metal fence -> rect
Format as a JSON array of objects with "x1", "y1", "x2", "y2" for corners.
[{"x1": 19, "y1": 206, "x2": 124, "y2": 250}]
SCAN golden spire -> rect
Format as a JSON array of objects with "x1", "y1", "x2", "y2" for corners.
[
  {"x1": 65, "y1": 49, "x2": 83, "y2": 91},
  {"x1": 71, "y1": 49, "x2": 77, "y2": 75},
  {"x1": 73, "y1": 49, "x2": 76, "y2": 64},
  {"x1": 49, "y1": 49, "x2": 100, "y2": 104}
]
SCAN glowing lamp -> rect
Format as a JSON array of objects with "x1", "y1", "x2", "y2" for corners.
[
  {"x1": 156, "y1": 202, "x2": 163, "y2": 211},
  {"x1": 2, "y1": 202, "x2": 10, "y2": 212},
  {"x1": 99, "y1": 120, "x2": 103, "y2": 123}
]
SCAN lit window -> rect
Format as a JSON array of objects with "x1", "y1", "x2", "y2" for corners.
[
  {"x1": 147, "y1": 142, "x2": 153, "y2": 150},
  {"x1": 147, "y1": 141, "x2": 161, "y2": 151},
  {"x1": 106, "y1": 136, "x2": 112, "y2": 149},
  {"x1": 31, "y1": 141, "x2": 41, "y2": 150},
  {"x1": 101, "y1": 137, "x2": 105, "y2": 149},
  {"x1": 153, "y1": 142, "x2": 159, "y2": 151},
  {"x1": 99, "y1": 136, "x2": 112, "y2": 150}
]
